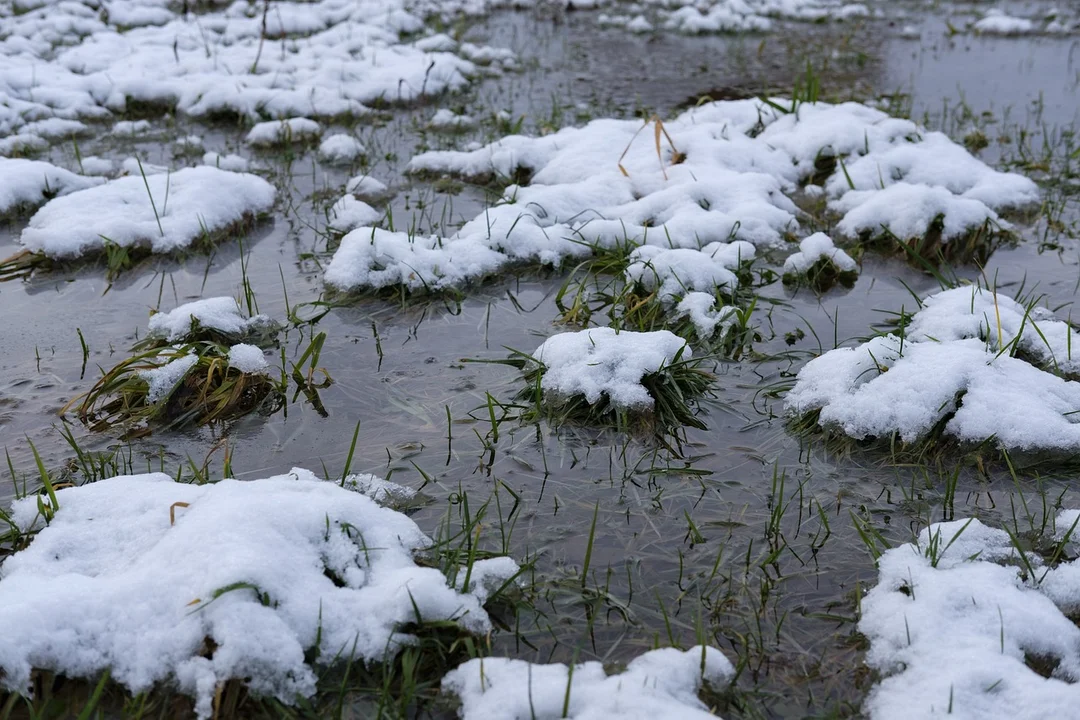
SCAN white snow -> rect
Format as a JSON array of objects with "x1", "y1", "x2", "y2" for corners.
[
  {"x1": 346, "y1": 174, "x2": 389, "y2": 200},
  {"x1": 227, "y1": 343, "x2": 268, "y2": 373},
  {"x1": 342, "y1": 473, "x2": 417, "y2": 504},
  {"x1": 0, "y1": 469, "x2": 519, "y2": 718},
  {"x1": 140, "y1": 351, "x2": 198, "y2": 403},
  {"x1": 653, "y1": 0, "x2": 865, "y2": 34},
  {"x1": 347, "y1": 99, "x2": 1036, "y2": 295},
  {"x1": 674, "y1": 292, "x2": 738, "y2": 339},
  {"x1": 906, "y1": 286, "x2": 1080, "y2": 377},
  {"x1": 429, "y1": 108, "x2": 477, "y2": 131},
  {"x1": 318, "y1": 134, "x2": 366, "y2": 164},
  {"x1": 245, "y1": 118, "x2": 322, "y2": 147},
  {"x1": 973, "y1": 11, "x2": 1037, "y2": 35},
  {"x1": 625, "y1": 241, "x2": 755, "y2": 301},
  {"x1": 112, "y1": 119, "x2": 152, "y2": 137},
  {"x1": 531, "y1": 328, "x2": 693, "y2": 409},
  {"x1": 328, "y1": 196, "x2": 382, "y2": 234},
  {"x1": 782, "y1": 232, "x2": 857, "y2": 274},
  {"x1": 79, "y1": 156, "x2": 115, "y2": 176},
  {"x1": 202, "y1": 152, "x2": 251, "y2": 173},
  {"x1": 148, "y1": 296, "x2": 272, "y2": 342},
  {"x1": 19, "y1": 167, "x2": 276, "y2": 258},
  {"x1": 785, "y1": 287, "x2": 1080, "y2": 451},
  {"x1": 325, "y1": 227, "x2": 506, "y2": 293},
  {"x1": 0, "y1": 158, "x2": 104, "y2": 216},
  {"x1": 121, "y1": 157, "x2": 169, "y2": 176},
  {"x1": 861, "y1": 515, "x2": 1080, "y2": 719},
  {"x1": 0, "y1": 0, "x2": 509, "y2": 139},
  {"x1": 444, "y1": 645, "x2": 734, "y2": 720}
]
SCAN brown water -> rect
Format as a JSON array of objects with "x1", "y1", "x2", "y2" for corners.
[{"x1": 2, "y1": 4, "x2": 1080, "y2": 716}]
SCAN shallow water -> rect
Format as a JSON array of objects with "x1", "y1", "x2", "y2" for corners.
[{"x1": 3, "y1": 4, "x2": 1080, "y2": 715}]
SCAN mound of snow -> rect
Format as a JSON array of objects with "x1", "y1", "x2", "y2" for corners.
[
  {"x1": 973, "y1": 11, "x2": 1036, "y2": 35},
  {"x1": 246, "y1": 118, "x2": 322, "y2": 147},
  {"x1": 356, "y1": 99, "x2": 1036, "y2": 294},
  {"x1": 532, "y1": 328, "x2": 692, "y2": 409},
  {"x1": 444, "y1": 645, "x2": 734, "y2": 719},
  {"x1": 0, "y1": 469, "x2": 518, "y2": 719},
  {"x1": 325, "y1": 227, "x2": 506, "y2": 292},
  {"x1": 19, "y1": 167, "x2": 275, "y2": 258},
  {"x1": 429, "y1": 108, "x2": 477, "y2": 131},
  {"x1": 674, "y1": 291, "x2": 739, "y2": 339},
  {"x1": 318, "y1": 134, "x2": 366, "y2": 164},
  {"x1": 0, "y1": 0, "x2": 510, "y2": 137},
  {"x1": 782, "y1": 232, "x2": 857, "y2": 274},
  {"x1": 148, "y1": 297, "x2": 273, "y2": 342},
  {"x1": 786, "y1": 287, "x2": 1080, "y2": 451},
  {"x1": 861, "y1": 515, "x2": 1080, "y2": 719},
  {"x1": 625, "y1": 240, "x2": 755, "y2": 301},
  {"x1": 328, "y1": 196, "x2": 382, "y2": 234},
  {"x1": 0, "y1": 158, "x2": 104, "y2": 216}
]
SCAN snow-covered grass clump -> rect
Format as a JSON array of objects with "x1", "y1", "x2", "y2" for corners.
[
  {"x1": 0, "y1": 0, "x2": 511, "y2": 139},
  {"x1": 429, "y1": 108, "x2": 477, "y2": 132},
  {"x1": 782, "y1": 232, "x2": 858, "y2": 291},
  {"x1": 661, "y1": 0, "x2": 866, "y2": 34},
  {"x1": 327, "y1": 196, "x2": 382, "y2": 234},
  {"x1": 444, "y1": 645, "x2": 734, "y2": 719},
  {"x1": 73, "y1": 297, "x2": 286, "y2": 432},
  {"x1": 17, "y1": 167, "x2": 275, "y2": 259},
  {"x1": 860, "y1": 515, "x2": 1080, "y2": 719},
  {"x1": 511, "y1": 327, "x2": 712, "y2": 433},
  {"x1": 318, "y1": 134, "x2": 366, "y2": 164},
  {"x1": 625, "y1": 241, "x2": 755, "y2": 302},
  {"x1": 786, "y1": 285, "x2": 1080, "y2": 454},
  {"x1": 973, "y1": 10, "x2": 1036, "y2": 35},
  {"x1": 0, "y1": 469, "x2": 519, "y2": 719},
  {"x1": 348, "y1": 99, "x2": 1036, "y2": 297},
  {"x1": 245, "y1": 118, "x2": 322, "y2": 147},
  {"x1": 147, "y1": 296, "x2": 279, "y2": 345},
  {"x1": 0, "y1": 158, "x2": 104, "y2": 217}
]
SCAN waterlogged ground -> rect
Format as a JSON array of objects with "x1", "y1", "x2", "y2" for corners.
[{"x1": 2, "y1": 1, "x2": 1080, "y2": 716}]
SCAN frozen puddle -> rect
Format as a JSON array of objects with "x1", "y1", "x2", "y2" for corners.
[
  {"x1": 861, "y1": 515, "x2": 1080, "y2": 719},
  {"x1": 0, "y1": 469, "x2": 519, "y2": 718},
  {"x1": 327, "y1": 99, "x2": 1037, "y2": 294},
  {"x1": 786, "y1": 285, "x2": 1080, "y2": 452}
]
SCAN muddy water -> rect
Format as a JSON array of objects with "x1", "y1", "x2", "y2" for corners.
[{"x1": 2, "y1": 5, "x2": 1080, "y2": 716}]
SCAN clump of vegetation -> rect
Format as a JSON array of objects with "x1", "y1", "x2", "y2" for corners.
[
  {"x1": 489, "y1": 346, "x2": 714, "y2": 441},
  {"x1": 556, "y1": 273, "x2": 759, "y2": 359},
  {"x1": 66, "y1": 342, "x2": 284, "y2": 435},
  {"x1": 782, "y1": 255, "x2": 859, "y2": 293},
  {"x1": 63, "y1": 298, "x2": 332, "y2": 435},
  {"x1": 856, "y1": 217, "x2": 1009, "y2": 269}
]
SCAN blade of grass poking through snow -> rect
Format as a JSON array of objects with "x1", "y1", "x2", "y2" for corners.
[
  {"x1": 26, "y1": 438, "x2": 59, "y2": 517},
  {"x1": 1039, "y1": 512, "x2": 1080, "y2": 584},
  {"x1": 136, "y1": 158, "x2": 165, "y2": 238},
  {"x1": 340, "y1": 419, "x2": 361, "y2": 484}
]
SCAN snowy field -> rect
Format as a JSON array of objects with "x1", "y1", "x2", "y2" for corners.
[{"x1": 1, "y1": 0, "x2": 1079, "y2": 717}]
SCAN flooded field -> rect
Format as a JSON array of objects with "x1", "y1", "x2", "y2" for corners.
[{"x1": 2, "y1": 0, "x2": 1080, "y2": 717}]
